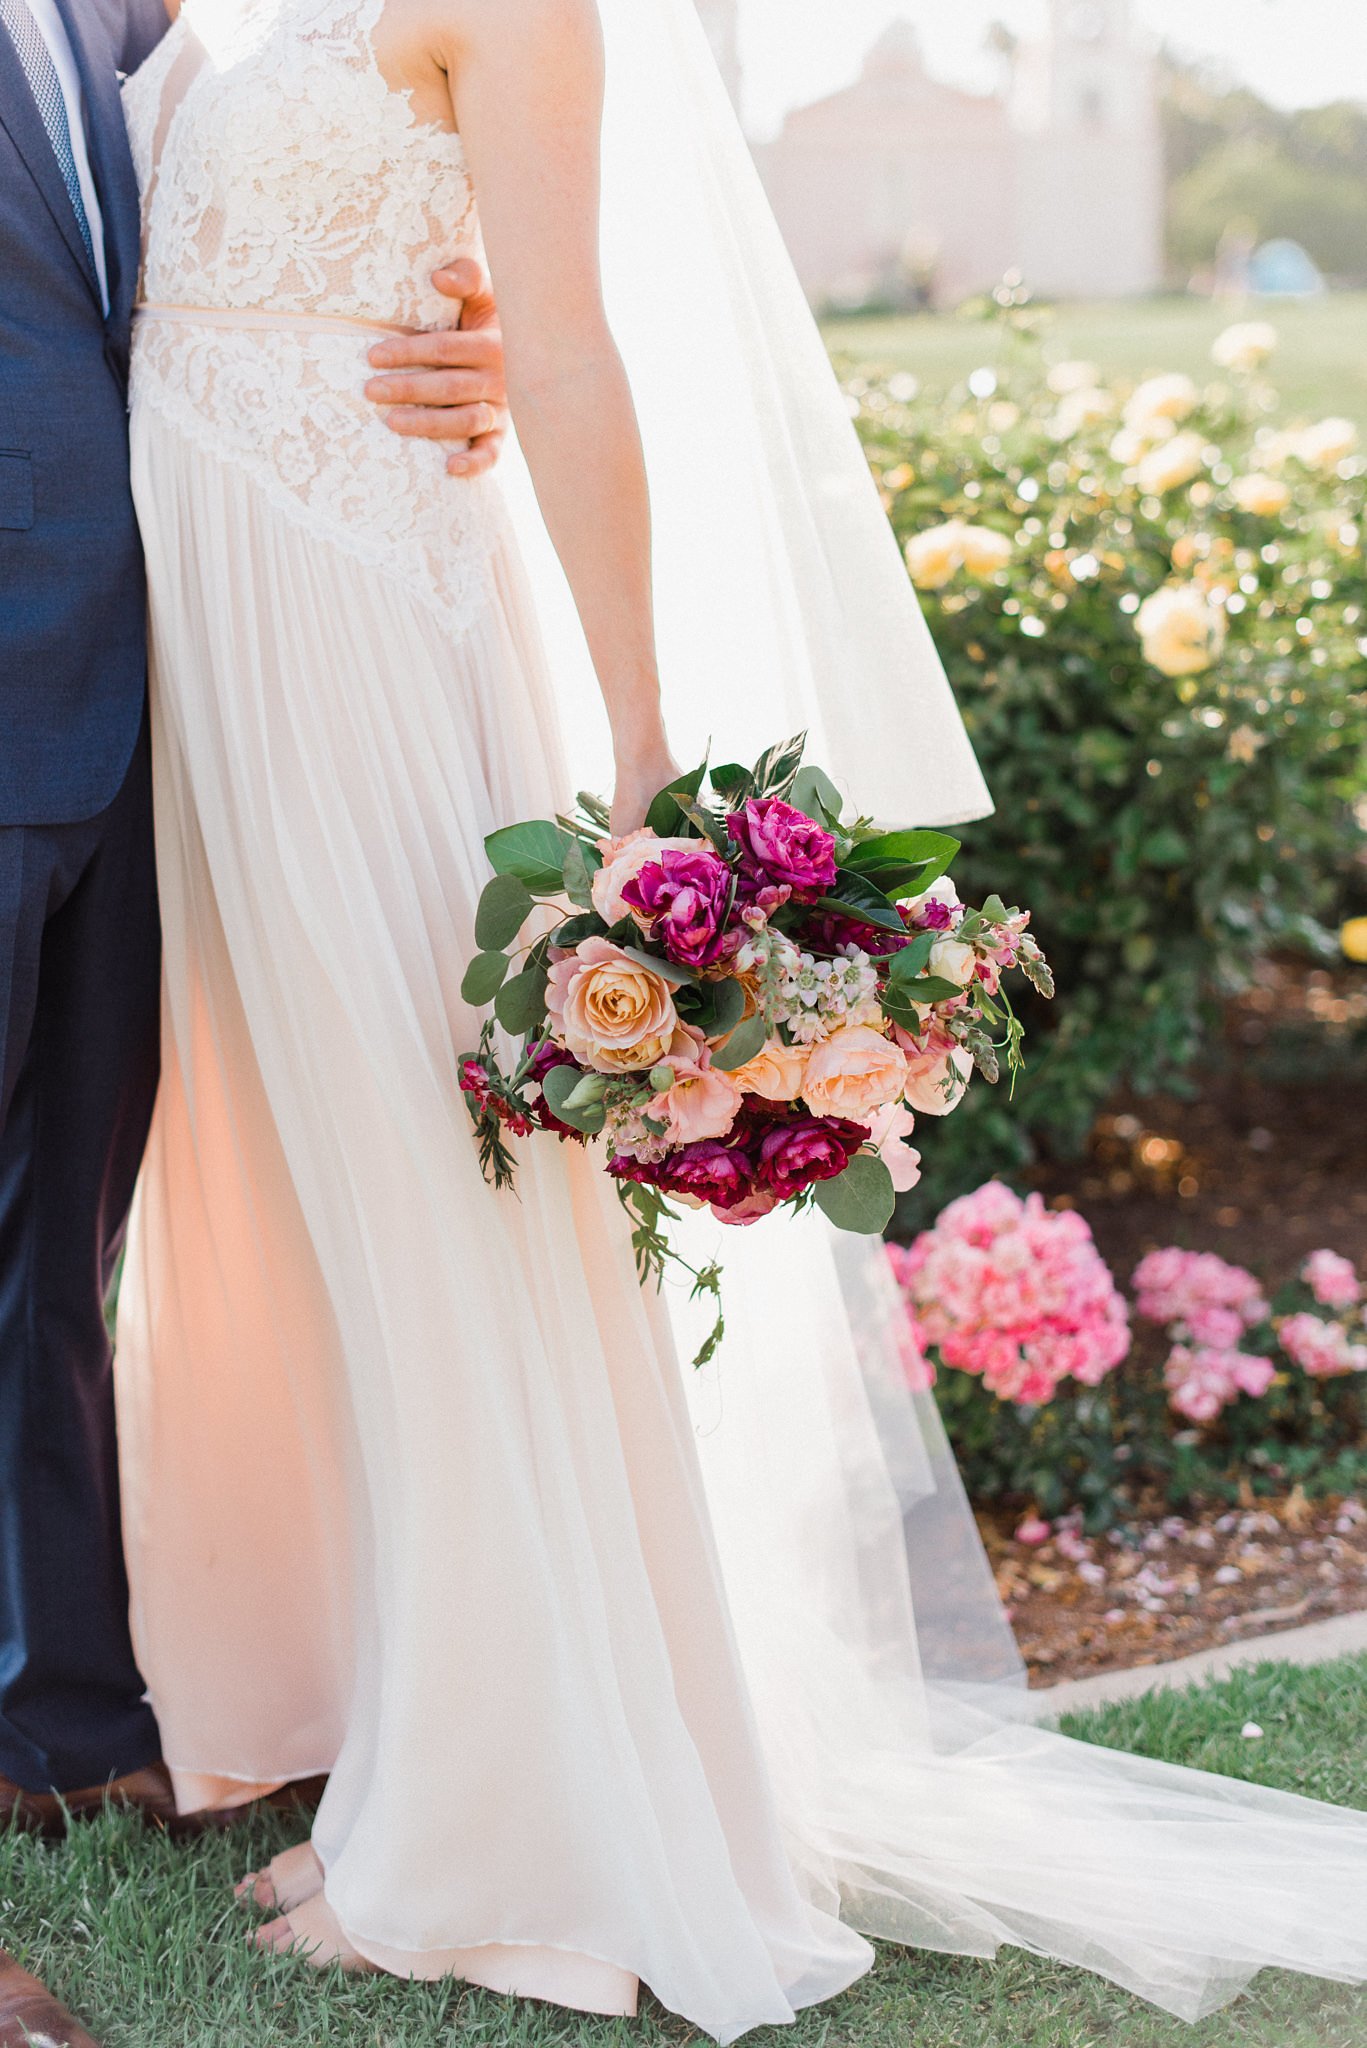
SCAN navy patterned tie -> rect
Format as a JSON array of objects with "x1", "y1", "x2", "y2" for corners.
[{"x1": 0, "y1": 0, "x2": 98, "y2": 277}]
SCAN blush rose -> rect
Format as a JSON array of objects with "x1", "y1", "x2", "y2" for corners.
[{"x1": 546, "y1": 937, "x2": 677, "y2": 1073}]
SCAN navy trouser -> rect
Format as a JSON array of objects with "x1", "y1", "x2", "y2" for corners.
[{"x1": 0, "y1": 714, "x2": 162, "y2": 1791}]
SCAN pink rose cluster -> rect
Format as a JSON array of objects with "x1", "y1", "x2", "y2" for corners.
[
  {"x1": 1134, "y1": 1244, "x2": 1367, "y2": 1417},
  {"x1": 887, "y1": 1182, "x2": 1131, "y2": 1406},
  {"x1": 1132, "y1": 1248, "x2": 1274, "y2": 1422},
  {"x1": 1132, "y1": 1247, "x2": 1270, "y2": 1351},
  {"x1": 1276, "y1": 1249, "x2": 1366, "y2": 1380},
  {"x1": 1162, "y1": 1343, "x2": 1276, "y2": 1423}
]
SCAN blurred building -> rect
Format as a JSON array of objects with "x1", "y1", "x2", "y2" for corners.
[{"x1": 752, "y1": 1, "x2": 1164, "y2": 309}]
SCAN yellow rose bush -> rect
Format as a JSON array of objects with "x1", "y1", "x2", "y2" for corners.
[{"x1": 847, "y1": 313, "x2": 1366, "y2": 1216}]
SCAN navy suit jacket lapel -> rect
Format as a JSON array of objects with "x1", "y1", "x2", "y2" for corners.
[
  {"x1": 54, "y1": 0, "x2": 142, "y2": 332},
  {"x1": 0, "y1": 17, "x2": 102, "y2": 304}
]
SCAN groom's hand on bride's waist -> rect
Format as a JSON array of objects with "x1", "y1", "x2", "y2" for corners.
[{"x1": 363, "y1": 258, "x2": 508, "y2": 479}]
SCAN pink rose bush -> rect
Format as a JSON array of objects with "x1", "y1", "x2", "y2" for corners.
[
  {"x1": 1132, "y1": 1246, "x2": 1367, "y2": 1417},
  {"x1": 1275, "y1": 1251, "x2": 1367, "y2": 1381},
  {"x1": 457, "y1": 737, "x2": 1049, "y2": 1361},
  {"x1": 1131, "y1": 1247, "x2": 1275, "y2": 1421},
  {"x1": 887, "y1": 1194, "x2": 1367, "y2": 1525},
  {"x1": 887, "y1": 1183, "x2": 1131, "y2": 1406}
]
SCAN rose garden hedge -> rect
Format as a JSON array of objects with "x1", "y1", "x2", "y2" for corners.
[{"x1": 848, "y1": 320, "x2": 1367, "y2": 1224}]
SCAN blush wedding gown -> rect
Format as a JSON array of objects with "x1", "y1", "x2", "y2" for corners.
[{"x1": 115, "y1": 0, "x2": 1367, "y2": 2038}]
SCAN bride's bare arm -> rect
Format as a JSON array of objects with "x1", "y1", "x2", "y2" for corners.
[{"x1": 440, "y1": 0, "x2": 677, "y2": 829}]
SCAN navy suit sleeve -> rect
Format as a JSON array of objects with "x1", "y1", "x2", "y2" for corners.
[{"x1": 117, "y1": 0, "x2": 169, "y2": 73}]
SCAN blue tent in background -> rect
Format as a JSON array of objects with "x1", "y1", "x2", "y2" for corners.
[{"x1": 1250, "y1": 239, "x2": 1325, "y2": 297}]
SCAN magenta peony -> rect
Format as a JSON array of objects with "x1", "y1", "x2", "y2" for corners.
[
  {"x1": 622, "y1": 846, "x2": 735, "y2": 969},
  {"x1": 727, "y1": 796, "x2": 838, "y2": 899}
]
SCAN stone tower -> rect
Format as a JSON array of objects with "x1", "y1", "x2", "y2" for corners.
[
  {"x1": 1010, "y1": 0, "x2": 1164, "y2": 297},
  {"x1": 694, "y1": 0, "x2": 743, "y2": 115}
]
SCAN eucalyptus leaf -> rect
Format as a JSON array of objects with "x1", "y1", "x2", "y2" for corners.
[
  {"x1": 710, "y1": 1010, "x2": 770, "y2": 1072},
  {"x1": 562, "y1": 840, "x2": 596, "y2": 910},
  {"x1": 485, "y1": 820, "x2": 577, "y2": 894},
  {"x1": 679, "y1": 976, "x2": 746, "y2": 1037},
  {"x1": 812, "y1": 1153, "x2": 896, "y2": 1235},
  {"x1": 542, "y1": 1061, "x2": 606, "y2": 1134},
  {"x1": 644, "y1": 761, "x2": 708, "y2": 837},
  {"x1": 790, "y1": 762, "x2": 844, "y2": 826},
  {"x1": 474, "y1": 874, "x2": 534, "y2": 951},
  {"x1": 618, "y1": 944, "x2": 697, "y2": 988},
  {"x1": 460, "y1": 949, "x2": 510, "y2": 1006},
  {"x1": 495, "y1": 963, "x2": 549, "y2": 1035}
]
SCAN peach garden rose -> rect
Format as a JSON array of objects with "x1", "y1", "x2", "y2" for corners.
[
  {"x1": 730, "y1": 1036, "x2": 810, "y2": 1103},
  {"x1": 546, "y1": 937, "x2": 678, "y2": 1074},
  {"x1": 801, "y1": 1024, "x2": 908, "y2": 1125},
  {"x1": 648, "y1": 1026, "x2": 743, "y2": 1145}
]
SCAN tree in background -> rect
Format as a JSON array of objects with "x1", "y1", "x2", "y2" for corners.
[{"x1": 1163, "y1": 58, "x2": 1367, "y2": 286}]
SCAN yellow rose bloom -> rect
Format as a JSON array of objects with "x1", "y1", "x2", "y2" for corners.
[{"x1": 1230, "y1": 473, "x2": 1292, "y2": 518}]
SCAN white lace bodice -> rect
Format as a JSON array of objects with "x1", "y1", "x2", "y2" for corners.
[{"x1": 124, "y1": 0, "x2": 501, "y2": 641}]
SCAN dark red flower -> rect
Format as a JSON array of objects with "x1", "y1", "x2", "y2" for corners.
[
  {"x1": 755, "y1": 1115, "x2": 866, "y2": 1200},
  {"x1": 610, "y1": 1136, "x2": 756, "y2": 1211}
]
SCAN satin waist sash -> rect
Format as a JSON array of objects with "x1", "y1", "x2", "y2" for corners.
[{"x1": 135, "y1": 302, "x2": 425, "y2": 339}]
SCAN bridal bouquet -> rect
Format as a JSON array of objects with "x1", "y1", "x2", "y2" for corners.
[{"x1": 459, "y1": 736, "x2": 1051, "y2": 1361}]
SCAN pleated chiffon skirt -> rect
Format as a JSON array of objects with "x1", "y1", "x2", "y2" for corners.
[{"x1": 118, "y1": 410, "x2": 874, "y2": 2037}]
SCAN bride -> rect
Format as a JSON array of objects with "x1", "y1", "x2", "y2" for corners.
[{"x1": 117, "y1": 0, "x2": 1367, "y2": 2036}]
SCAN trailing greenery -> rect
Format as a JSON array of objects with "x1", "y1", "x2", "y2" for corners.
[{"x1": 848, "y1": 318, "x2": 1367, "y2": 1219}]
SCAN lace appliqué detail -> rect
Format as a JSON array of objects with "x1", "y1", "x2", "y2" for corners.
[
  {"x1": 123, "y1": 0, "x2": 499, "y2": 642},
  {"x1": 131, "y1": 323, "x2": 505, "y2": 646}
]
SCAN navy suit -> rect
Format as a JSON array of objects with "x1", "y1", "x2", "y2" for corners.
[{"x1": 0, "y1": 0, "x2": 170, "y2": 1791}]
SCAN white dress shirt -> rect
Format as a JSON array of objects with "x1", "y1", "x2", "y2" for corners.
[{"x1": 21, "y1": 0, "x2": 110, "y2": 312}]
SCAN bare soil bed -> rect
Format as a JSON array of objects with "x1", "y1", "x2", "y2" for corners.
[{"x1": 984, "y1": 1491, "x2": 1367, "y2": 1687}]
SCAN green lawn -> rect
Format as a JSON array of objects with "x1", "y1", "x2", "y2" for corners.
[
  {"x1": 823, "y1": 292, "x2": 1367, "y2": 429},
  {"x1": 5, "y1": 1656, "x2": 1367, "y2": 2046}
]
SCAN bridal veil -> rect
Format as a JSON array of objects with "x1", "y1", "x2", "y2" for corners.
[{"x1": 503, "y1": 0, "x2": 1367, "y2": 2020}]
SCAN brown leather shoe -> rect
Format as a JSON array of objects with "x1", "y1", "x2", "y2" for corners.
[
  {"x1": 1, "y1": 1765, "x2": 328, "y2": 1839},
  {"x1": 1, "y1": 1763, "x2": 188, "y2": 1839},
  {"x1": 0, "y1": 1947, "x2": 100, "y2": 2048}
]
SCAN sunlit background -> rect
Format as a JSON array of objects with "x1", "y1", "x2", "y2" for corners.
[{"x1": 689, "y1": 1, "x2": 1367, "y2": 420}]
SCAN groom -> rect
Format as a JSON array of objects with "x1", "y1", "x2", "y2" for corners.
[{"x1": 0, "y1": 0, "x2": 509, "y2": 1828}]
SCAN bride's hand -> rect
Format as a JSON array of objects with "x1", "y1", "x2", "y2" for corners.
[{"x1": 610, "y1": 741, "x2": 682, "y2": 839}]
